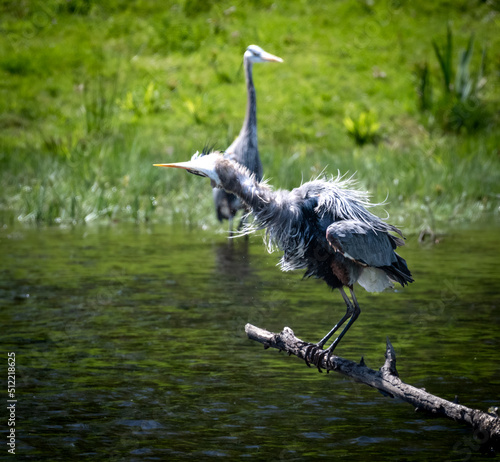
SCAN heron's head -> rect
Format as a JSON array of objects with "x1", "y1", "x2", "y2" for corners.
[
  {"x1": 154, "y1": 151, "x2": 223, "y2": 188},
  {"x1": 244, "y1": 45, "x2": 283, "y2": 64}
]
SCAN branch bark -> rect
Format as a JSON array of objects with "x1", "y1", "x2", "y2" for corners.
[{"x1": 245, "y1": 323, "x2": 500, "y2": 453}]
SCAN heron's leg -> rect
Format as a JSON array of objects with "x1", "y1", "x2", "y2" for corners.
[
  {"x1": 228, "y1": 217, "x2": 234, "y2": 235},
  {"x1": 324, "y1": 287, "x2": 361, "y2": 353},
  {"x1": 316, "y1": 287, "x2": 355, "y2": 349},
  {"x1": 303, "y1": 287, "x2": 354, "y2": 369},
  {"x1": 237, "y1": 214, "x2": 246, "y2": 232},
  {"x1": 310, "y1": 287, "x2": 361, "y2": 371}
]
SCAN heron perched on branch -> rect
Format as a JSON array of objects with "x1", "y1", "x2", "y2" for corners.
[
  {"x1": 155, "y1": 152, "x2": 413, "y2": 365},
  {"x1": 214, "y1": 45, "x2": 283, "y2": 232}
]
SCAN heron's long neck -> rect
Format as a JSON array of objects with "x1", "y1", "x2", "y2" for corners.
[
  {"x1": 240, "y1": 58, "x2": 257, "y2": 142},
  {"x1": 215, "y1": 159, "x2": 272, "y2": 213},
  {"x1": 215, "y1": 159, "x2": 300, "y2": 245}
]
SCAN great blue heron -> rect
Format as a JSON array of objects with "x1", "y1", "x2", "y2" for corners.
[
  {"x1": 214, "y1": 45, "x2": 283, "y2": 232},
  {"x1": 155, "y1": 152, "x2": 413, "y2": 366}
]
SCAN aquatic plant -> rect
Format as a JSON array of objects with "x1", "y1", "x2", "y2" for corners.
[
  {"x1": 343, "y1": 111, "x2": 380, "y2": 146},
  {"x1": 418, "y1": 24, "x2": 491, "y2": 133}
]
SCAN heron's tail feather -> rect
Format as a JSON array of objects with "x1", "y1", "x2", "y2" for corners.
[{"x1": 382, "y1": 254, "x2": 414, "y2": 286}]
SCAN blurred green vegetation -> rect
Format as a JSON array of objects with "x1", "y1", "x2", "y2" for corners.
[
  {"x1": 0, "y1": 0, "x2": 499, "y2": 233},
  {"x1": 343, "y1": 111, "x2": 380, "y2": 146}
]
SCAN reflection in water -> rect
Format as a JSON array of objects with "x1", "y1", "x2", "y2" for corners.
[
  {"x1": 212, "y1": 237, "x2": 252, "y2": 282},
  {"x1": 0, "y1": 225, "x2": 499, "y2": 460},
  {"x1": 211, "y1": 237, "x2": 275, "y2": 344}
]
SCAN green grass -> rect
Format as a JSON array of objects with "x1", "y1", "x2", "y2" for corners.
[{"x1": 0, "y1": 0, "x2": 499, "y2": 233}]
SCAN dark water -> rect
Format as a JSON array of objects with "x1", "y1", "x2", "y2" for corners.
[{"x1": 0, "y1": 224, "x2": 499, "y2": 461}]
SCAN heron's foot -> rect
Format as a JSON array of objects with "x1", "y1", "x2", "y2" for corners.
[
  {"x1": 296, "y1": 341, "x2": 314, "y2": 366},
  {"x1": 297, "y1": 341, "x2": 325, "y2": 372},
  {"x1": 312, "y1": 347, "x2": 335, "y2": 372},
  {"x1": 312, "y1": 342, "x2": 338, "y2": 373}
]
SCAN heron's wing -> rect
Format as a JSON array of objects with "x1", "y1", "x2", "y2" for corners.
[{"x1": 326, "y1": 220, "x2": 397, "y2": 267}]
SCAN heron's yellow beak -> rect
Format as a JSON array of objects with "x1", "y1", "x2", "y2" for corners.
[
  {"x1": 261, "y1": 51, "x2": 283, "y2": 63},
  {"x1": 155, "y1": 152, "x2": 221, "y2": 184},
  {"x1": 154, "y1": 161, "x2": 193, "y2": 170}
]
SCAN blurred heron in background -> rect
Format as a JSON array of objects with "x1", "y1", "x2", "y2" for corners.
[{"x1": 213, "y1": 45, "x2": 283, "y2": 232}]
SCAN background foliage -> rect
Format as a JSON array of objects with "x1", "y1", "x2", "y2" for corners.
[{"x1": 0, "y1": 0, "x2": 499, "y2": 233}]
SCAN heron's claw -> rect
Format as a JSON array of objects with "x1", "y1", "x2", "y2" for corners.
[
  {"x1": 298, "y1": 341, "x2": 323, "y2": 370},
  {"x1": 313, "y1": 349, "x2": 330, "y2": 371},
  {"x1": 304, "y1": 344, "x2": 316, "y2": 368},
  {"x1": 314, "y1": 346, "x2": 337, "y2": 372},
  {"x1": 300, "y1": 343, "x2": 313, "y2": 367},
  {"x1": 297, "y1": 342, "x2": 328, "y2": 372},
  {"x1": 298, "y1": 340, "x2": 338, "y2": 372}
]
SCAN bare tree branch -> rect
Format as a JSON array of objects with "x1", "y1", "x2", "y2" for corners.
[{"x1": 245, "y1": 323, "x2": 500, "y2": 453}]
